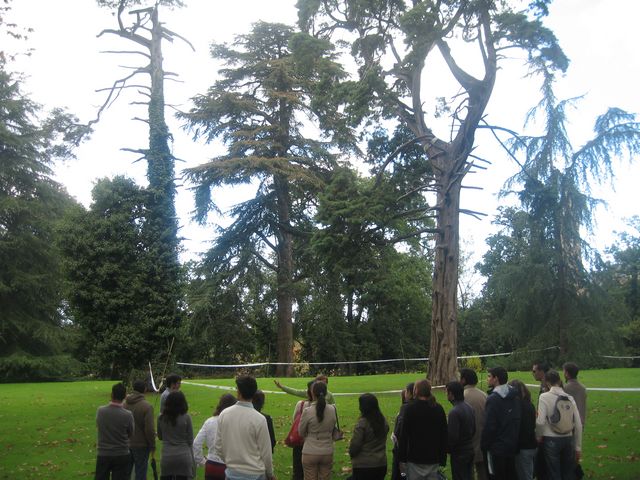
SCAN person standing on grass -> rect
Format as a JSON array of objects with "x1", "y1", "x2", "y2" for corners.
[
  {"x1": 562, "y1": 362, "x2": 586, "y2": 428},
  {"x1": 291, "y1": 381, "x2": 314, "y2": 480},
  {"x1": 532, "y1": 362, "x2": 550, "y2": 399},
  {"x1": 348, "y1": 393, "x2": 389, "y2": 480},
  {"x1": 299, "y1": 381, "x2": 337, "y2": 480},
  {"x1": 157, "y1": 391, "x2": 195, "y2": 479},
  {"x1": 459, "y1": 368, "x2": 488, "y2": 480},
  {"x1": 252, "y1": 390, "x2": 277, "y2": 452},
  {"x1": 274, "y1": 374, "x2": 335, "y2": 405},
  {"x1": 160, "y1": 373, "x2": 182, "y2": 414},
  {"x1": 446, "y1": 381, "x2": 476, "y2": 480},
  {"x1": 536, "y1": 370, "x2": 582, "y2": 480},
  {"x1": 214, "y1": 375, "x2": 275, "y2": 480},
  {"x1": 508, "y1": 379, "x2": 537, "y2": 480},
  {"x1": 480, "y1": 367, "x2": 521, "y2": 480},
  {"x1": 124, "y1": 380, "x2": 156, "y2": 480},
  {"x1": 193, "y1": 393, "x2": 237, "y2": 480},
  {"x1": 95, "y1": 382, "x2": 134, "y2": 480},
  {"x1": 398, "y1": 379, "x2": 448, "y2": 480},
  {"x1": 391, "y1": 382, "x2": 415, "y2": 480}
]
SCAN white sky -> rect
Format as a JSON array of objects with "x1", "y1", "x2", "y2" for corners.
[{"x1": 7, "y1": 0, "x2": 640, "y2": 272}]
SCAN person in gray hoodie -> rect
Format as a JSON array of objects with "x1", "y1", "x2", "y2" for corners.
[{"x1": 124, "y1": 380, "x2": 156, "y2": 480}]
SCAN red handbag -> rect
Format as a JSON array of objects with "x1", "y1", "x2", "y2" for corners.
[{"x1": 284, "y1": 401, "x2": 305, "y2": 447}]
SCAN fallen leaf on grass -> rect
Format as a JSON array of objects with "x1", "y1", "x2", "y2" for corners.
[{"x1": 597, "y1": 445, "x2": 608, "y2": 449}]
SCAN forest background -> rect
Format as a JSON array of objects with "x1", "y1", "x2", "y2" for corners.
[{"x1": 2, "y1": 0, "x2": 640, "y2": 383}]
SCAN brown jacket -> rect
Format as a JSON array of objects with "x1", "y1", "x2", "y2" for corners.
[
  {"x1": 463, "y1": 385, "x2": 487, "y2": 462},
  {"x1": 124, "y1": 392, "x2": 156, "y2": 450}
]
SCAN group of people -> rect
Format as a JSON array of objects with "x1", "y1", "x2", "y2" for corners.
[{"x1": 94, "y1": 362, "x2": 586, "y2": 480}]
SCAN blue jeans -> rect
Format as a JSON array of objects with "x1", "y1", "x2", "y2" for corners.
[
  {"x1": 542, "y1": 436, "x2": 575, "y2": 480},
  {"x1": 128, "y1": 447, "x2": 151, "y2": 480},
  {"x1": 515, "y1": 448, "x2": 536, "y2": 480}
]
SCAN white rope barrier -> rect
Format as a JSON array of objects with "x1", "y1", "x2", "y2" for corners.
[{"x1": 149, "y1": 362, "x2": 159, "y2": 392}]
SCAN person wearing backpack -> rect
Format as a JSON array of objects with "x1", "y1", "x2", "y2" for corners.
[{"x1": 536, "y1": 370, "x2": 583, "y2": 480}]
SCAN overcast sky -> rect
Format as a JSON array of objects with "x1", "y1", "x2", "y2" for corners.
[{"x1": 7, "y1": 0, "x2": 640, "y2": 270}]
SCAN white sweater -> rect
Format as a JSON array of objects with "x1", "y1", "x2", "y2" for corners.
[
  {"x1": 536, "y1": 386, "x2": 583, "y2": 452},
  {"x1": 193, "y1": 416, "x2": 223, "y2": 465},
  {"x1": 213, "y1": 401, "x2": 273, "y2": 477}
]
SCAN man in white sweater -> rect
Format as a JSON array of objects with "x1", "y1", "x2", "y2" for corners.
[
  {"x1": 214, "y1": 375, "x2": 276, "y2": 480},
  {"x1": 536, "y1": 370, "x2": 583, "y2": 480}
]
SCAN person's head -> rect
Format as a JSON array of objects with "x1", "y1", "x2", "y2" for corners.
[
  {"x1": 214, "y1": 393, "x2": 237, "y2": 416},
  {"x1": 132, "y1": 380, "x2": 146, "y2": 394},
  {"x1": 459, "y1": 368, "x2": 478, "y2": 387},
  {"x1": 402, "y1": 382, "x2": 415, "y2": 404},
  {"x1": 359, "y1": 393, "x2": 386, "y2": 437},
  {"x1": 488, "y1": 366, "x2": 508, "y2": 387},
  {"x1": 508, "y1": 379, "x2": 531, "y2": 403},
  {"x1": 545, "y1": 369, "x2": 562, "y2": 388},
  {"x1": 252, "y1": 390, "x2": 266, "y2": 412},
  {"x1": 166, "y1": 373, "x2": 182, "y2": 391},
  {"x1": 236, "y1": 375, "x2": 258, "y2": 401},
  {"x1": 563, "y1": 362, "x2": 579, "y2": 381},
  {"x1": 446, "y1": 381, "x2": 465, "y2": 403},
  {"x1": 315, "y1": 374, "x2": 328, "y2": 385},
  {"x1": 111, "y1": 383, "x2": 127, "y2": 402},
  {"x1": 311, "y1": 380, "x2": 328, "y2": 422},
  {"x1": 532, "y1": 361, "x2": 549, "y2": 382},
  {"x1": 162, "y1": 391, "x2": 188, "y2": 425},
  {"x1": 413, "y1": 379, "x2": 435, "y2": 404}
]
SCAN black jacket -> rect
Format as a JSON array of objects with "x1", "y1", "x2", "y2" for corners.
[
  {"x1": 398, "y1": 399, "x2": 447, "y2": 466},
  {"x1": 480, "y1": 385, "x2": 522, "y2": 457},
  {"x1": 517, "y1": 400, "x2": 537, "y2": 450},
  {"x1": 447, "y1": 400, "x2": 475, "y2": 456}
]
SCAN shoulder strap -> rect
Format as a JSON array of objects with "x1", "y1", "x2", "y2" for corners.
[{"x1": 333, "y1": 404, "x2": 340, "y2": 429}]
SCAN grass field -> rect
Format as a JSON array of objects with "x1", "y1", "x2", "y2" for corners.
[{"x1": 0, "y1": 369, "x2": 638, "y2": 479}]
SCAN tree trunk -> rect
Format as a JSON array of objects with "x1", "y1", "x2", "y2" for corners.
[
  {"x1": 428, "y1": 160, "x2": 461, "y2": 385},
  {"x1": 274, "y1": 175, "x2": 295, "y2": 377}
]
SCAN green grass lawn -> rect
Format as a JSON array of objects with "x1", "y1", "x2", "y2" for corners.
[{"x1": 0, "y1": 369, "x2": 638, "y2": 479}]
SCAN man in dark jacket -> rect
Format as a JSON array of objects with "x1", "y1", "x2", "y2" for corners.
[
  {"x1": 398, "y1": 379, "x2": 447, "y2": 480},
  {"x1": 124, "y1": 380, "x2": 156, "y2": 480},
  {"x1": 480, "y1": 367, "x2": 521, "y2": 480},
  {"x1": 446, "y1": 381, "x2": 476, "y2": 480}
]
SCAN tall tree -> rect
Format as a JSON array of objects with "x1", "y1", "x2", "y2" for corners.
[
  {"x1": 181, "y1": 22, "x2": 354, "y2": 376},
  {"x1": 297, "y1": 0, "x2": 568, "y2": 383},
  {"x1": 93, "y1": 0, "x2": 191, "y2": 352}
]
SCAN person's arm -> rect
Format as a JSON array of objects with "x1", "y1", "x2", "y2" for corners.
[
  {"x1": 145, "y1": 405, "x2": 156, "y2": 451},
  {"x1": 447, "y1": 409, "x2": 460, "y2": 453},
  {"x1": 256, "y1": 417, "x2": 274, "y2": 479},
  {"x1": 325, "y1": 390, "x2": 335, "y2": 405},
  {"x1": 193, "y1": 419, "x2": 208, "y2": 466},
  {"x1": 572, "y1": 397, "x2": 583, "y2": 458},
  {"x1": 398, "y1": 407, "x2": 410, "y2": 463},
  {"x1": 480, "y1": 397, "x2": 496, "y2": 452},
  {"x1": 186, "y1": 415, "x2": 194, "y2": 447},
  {"x1": 277, "y1": 382, "x2": 306, "y2": 398},
  {"x1": 213, "y1": 415, "x2": 224, "y2": 462},
  {"x1": 348, "y1": 418, "x2": 366, "y2": 458},
  {"x1": 157, "y1": 417, "x2": 163, "y2": 441},
  {"x1": 535, "y1": 394, "x2": 549, "y2": 441},
  {"x1": 266, "y1": 415, "x2": 276, "y2": 452},
  {"x1": 127, "y1": 411, "x2": 135, "y2": 439},
  {"x1": 439, "y1": 406, "x2": 448, "y2": 467}
]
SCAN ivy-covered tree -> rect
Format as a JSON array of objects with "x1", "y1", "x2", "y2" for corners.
[
  {"x1": 297, "y1": 0, "x2": 569, "y2": 383},
  {"x1": 181, "y1": 22, "x2": 355, "y2": 376},
  {"x1": 59, "y1": 176, "x2": 177, "y2": 379}
]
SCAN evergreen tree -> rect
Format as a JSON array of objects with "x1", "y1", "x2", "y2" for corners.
[{"x1": 181, "y1": 22, "x2": 354, "y2": 375}]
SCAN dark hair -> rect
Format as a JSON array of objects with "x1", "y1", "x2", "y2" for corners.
[
  {"x1": 132, "y1": 380, "x2": 146, "y2": 394},
  {"x1": 488, "y1": 366, "x2": 508, "y2": 385},
  {"x1": 312, "y1": 381, "x2": 328, "y2": 422},
  {"x1": 252, "y1": 390, "x2": 266, "y2": 412},
  {"x1": 359, "y1": 393, "x2": 386, "y2": 437},
  {"x1": 533, "y1": 361, "x2": 549, "y2": 373},
  {"x1": 508, "y1": 379, "x2": 531, "y2": 403},
  {"x1": 236, "y1": 375, "x2": 258, "y2": 400},
  {"x1": 446, "y1": 381, "x2": 464, "y2": 402},
  {"x1": 214, "y1": 393, "x2": 237, "y2": 416},
  {"x1": 165, "y1": 373, "x2": 182, "y2": 389},
  {"x1": 459, "y1": 368, "x2": 478, "y2": 386},
  {"x1": 112, "y1": 383, "x2": 126, "y2": 402},
  {"x1": 306, "y1": 381, "x2": 314, "y2": 401},
  {"x1": 414, "y1": 379, "x2": 436, "y2": 405},
  {"x1": 401, "y1": 382, "x2": 415, "y2": 404},
  {"x1": 545, "y1": 369, "x2": 562, "y2": 386},
  {"x1": 563, "y1": 362, "x2": 579, "y2": 379},
  {"x1": 161, "y1": 391, "x2": 188, "y2": 426}
]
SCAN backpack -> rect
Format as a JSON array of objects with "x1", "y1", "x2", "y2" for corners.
[{"x1": 548, "y1": 393, "x2": 575, "y2": 434}]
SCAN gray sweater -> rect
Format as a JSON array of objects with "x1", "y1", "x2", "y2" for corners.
[{"x1": 96, "y1": 403, "x2": 134, "y2": 457}]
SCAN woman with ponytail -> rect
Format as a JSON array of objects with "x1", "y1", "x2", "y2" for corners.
[{"x1": 298, "y1": 381, "x2": 337, "y2": 480}]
